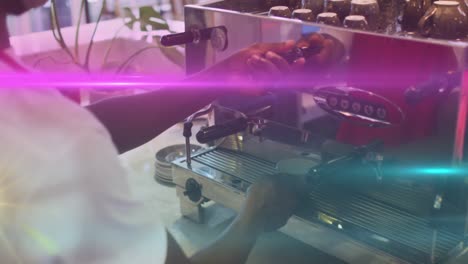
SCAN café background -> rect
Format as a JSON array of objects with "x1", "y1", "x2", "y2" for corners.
[{"x1": 6, "y1": 0, "x2": 176, "y2": 36}]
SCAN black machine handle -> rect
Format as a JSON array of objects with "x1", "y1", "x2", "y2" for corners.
[
  {"x1": 196, "y1": 117, "x2": 248, "y2": 144},
  {"x1": 161, "y1": 31, "x2": 196, "y2": 46},
  {"x1": 161, "y1": 27, "x2": 225, "y2": 47}
]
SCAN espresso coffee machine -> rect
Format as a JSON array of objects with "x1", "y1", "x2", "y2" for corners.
[{"x1": 162, "y1": 1, "x2": 468, "y2": 263}]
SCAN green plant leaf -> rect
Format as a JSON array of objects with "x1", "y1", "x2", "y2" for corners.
[
  {"x1": 123, "y1": 7, "x2": 137, "y2": 28},
  {"x1": 139, "y1": 6, "x2": 169, "y2": 31}
]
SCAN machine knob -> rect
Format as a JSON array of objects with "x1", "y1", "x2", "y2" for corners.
[
  {"x1": 184, "y1": 178, "x2": 202, "y2": 202},
  {"x1": 210, "y1": 27, "x2": 228, "y2": 51},
  {"x1": 161, "y1": 30, "x2": 198, "y2": 46},
  {"x1": 161, "y1": 26, "x2": 228, "y2": 51}
]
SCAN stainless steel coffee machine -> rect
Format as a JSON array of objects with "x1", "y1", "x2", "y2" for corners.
[{"x1": 162, "y1": 1, "x2": 468, "y2": 263}]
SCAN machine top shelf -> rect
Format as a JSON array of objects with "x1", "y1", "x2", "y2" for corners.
[{"x1": 188, "y1": 0, "x2": 468, "y2": 50}]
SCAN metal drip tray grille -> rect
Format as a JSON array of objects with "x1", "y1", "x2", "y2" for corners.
[
  {"x1": 192, "y1": 148, "x2": 278, "y2": 183},
  {"x1": 309, "y1": 188, "x2": 460, "y2": 263},
  {"x1": 191, "y1": 148, "x2": 461, "y2": 263},
  {"x1": 363, "y1": 184, "x2": 433, "y2": 216}
]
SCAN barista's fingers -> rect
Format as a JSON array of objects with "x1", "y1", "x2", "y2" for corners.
[
  {"x1": 296, "y1": 33, "x2": 334, "y2": 67},
  {"x1": 265, "y1": 51, "x2": 291, "y2": 74},
  {"x1": 257, "y1": 40, "x2": 296, "y2": 54},
  {"x1": 252, "y1": 40, "x2": 296, "y2": 57},
  {"x1": 246, "y1": 58, "x2": 257, "y2": 80},
  {"x1": 311, "y1": 39, "x2": 334, "y2": 65},
  {"x1": 307, "y1": 33, "x2": 326, "y2": 46},
  {"x1": 291, "y1": 57, "x2": 306, "y2": 72},
  {"x1": 248, "y1": 54, "x2": 282, "y2": 77},
  {"x1": 297, "y1": 33, "x2": 325, "y2": 48}
]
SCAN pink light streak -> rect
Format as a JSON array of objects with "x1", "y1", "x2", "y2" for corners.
[
  {"x1": 0, "y1": 72, "x2": 328, "y2": 90},
  {"x1": 0, "y1": 71, "x2": 459, "y2": 91}
]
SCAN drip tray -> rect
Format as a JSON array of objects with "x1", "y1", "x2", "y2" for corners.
[{"x1": 189, "y1": 148, "x2": 462, "y2": 263}]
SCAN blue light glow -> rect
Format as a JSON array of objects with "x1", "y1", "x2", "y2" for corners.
[
  {"x1": 416, "y1": 168, "x2": 460, "y2": 175},
  {"x1": 404, "y1": 167, "x2": 464, "y2": 176}
]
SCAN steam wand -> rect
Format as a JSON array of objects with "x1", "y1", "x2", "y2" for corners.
[
  {"x1": 306, "y1": 140, "x2": 385, "y2": 186},
  {"x1": 183, "y1": 104, "x2": 213, "y2": 167}
]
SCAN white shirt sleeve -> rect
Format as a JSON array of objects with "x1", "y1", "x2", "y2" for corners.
[{"x1": 0, "y1": 89, "x2": 167, "y2": 264}]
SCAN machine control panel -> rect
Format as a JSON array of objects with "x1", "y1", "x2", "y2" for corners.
[
  {"x1": 326, "y1": 95, "x2": 388, "y2": 121},
  {"x1": 314, "y1": 86, "x2": 404, "y2": 127}
]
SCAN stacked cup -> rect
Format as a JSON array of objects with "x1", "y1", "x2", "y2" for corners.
[
  {"x1": 266, "y1": 0, "x2": 468, "y2": 38},
  {"x1": 417, "y1": 0, "x2": 468, "y2": 39},
  {"x1": 267, "y1": 0, "x2": 381, "y2": 31}
]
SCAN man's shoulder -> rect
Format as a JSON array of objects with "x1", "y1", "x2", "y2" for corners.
[
  {"x1": 0, "y1": 88, "x2": 114, "y2": 157},
  {"x1": 0, "y1": 87, "x2": 126, "y2": 205},
  {"x1": 0, "y1": 88, "x2": 168, "y2": 263}
]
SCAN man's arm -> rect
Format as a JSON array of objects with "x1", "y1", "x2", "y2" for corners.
[
  {"x1": 86, "y1": 88, "x2": 223, "y2": 154},
  {"x1": 86, "y1": 36, "x2": 339, "y2": 154},
  {"x1": 86, "y1": 41, "x2": 304, "y2": 154}
]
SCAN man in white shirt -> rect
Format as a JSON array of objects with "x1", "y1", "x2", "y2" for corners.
[{"x1": 0, "y1": 1, "x2": 303, "y2": 263}]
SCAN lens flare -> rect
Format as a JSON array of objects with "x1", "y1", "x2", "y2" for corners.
[
  {"x1": 0, "y1": 71, "x2": 444, "y2": 90},
  {"x1": 0, "y1": 160, "x2": 58, "y2": 262},
  {"x1": 412, "y1": 167, "x2": 462, "y2": 175}
]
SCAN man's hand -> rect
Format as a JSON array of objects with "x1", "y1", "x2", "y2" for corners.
[
  {"x1": 196, "y1": 41, "x2": 305, "y2": 83},
  {"x1": 188, "y1": 40, "x2": 305, "y2": 96},
  {"x1": 236, "y1": 174, "x2": 299, "y2": 235},
  {"x1": 297, "y1": 33, "x2": 345, "y2": 70},
  {"x1": 244, "y1": 41, "x2": 306, "y2": 82}
]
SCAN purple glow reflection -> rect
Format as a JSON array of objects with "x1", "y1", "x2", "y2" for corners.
[
  {"x1": 0, "y1": 71, "x2": 451, "y2": 91},
  {"x1": 0, "y1": 72, "x2": 319, "y2": 90}
]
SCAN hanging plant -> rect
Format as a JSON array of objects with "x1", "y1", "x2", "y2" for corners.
[
  {"x1": 43, "y1": 0, "x2": 184, "y2": 73},
  {"x1": 111, "y1": 5, "x2": 185, "y2": 72}
]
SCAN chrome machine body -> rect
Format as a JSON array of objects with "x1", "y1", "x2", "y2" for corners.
[{"x1": 165, "y1": 1, "x2": 468, "y2": 263}]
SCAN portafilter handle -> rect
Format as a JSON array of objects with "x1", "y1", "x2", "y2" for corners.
[
  {"x1": 196, "y1": 117, "x2": 248, "y2": 144},
  {"x1": 195, "y1": 96, "x2": 275, "y2": 144}
]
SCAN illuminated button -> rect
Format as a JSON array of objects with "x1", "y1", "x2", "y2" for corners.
[
  {"x1": 351, "y1": 102, "x2": 361, "y2": 113},
  {"x1": 328, "y1": 96, "x2": 338, "y2": 107},
  {"x1": 364, "y1": 105, "x2": 374, "y2": 116},
  {"x1": 376, "y1": 107, "x2": 387, "y2": 119},
  {"x1": 340, "y1": 99, "x2": 350, "y2": 110}
]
